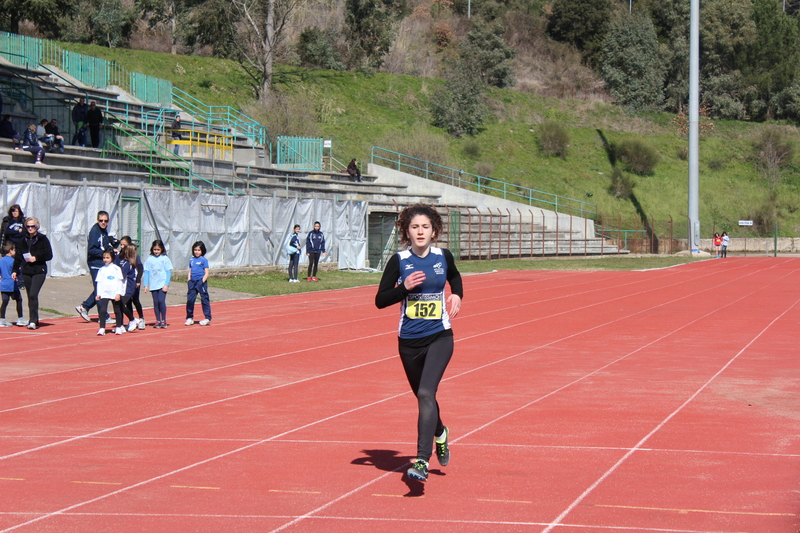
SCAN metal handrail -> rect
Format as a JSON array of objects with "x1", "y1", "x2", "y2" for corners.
[
  {"x1": 370, "y1": 146, "x2": 597, "y2": 218},
  {"x1": 172, "y1": 87, "x2": 267, "y2": 147}
]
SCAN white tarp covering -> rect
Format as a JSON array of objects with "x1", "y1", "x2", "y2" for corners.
[{"x1": 1, "y1": 179, "x2": 367, "y2": 277}]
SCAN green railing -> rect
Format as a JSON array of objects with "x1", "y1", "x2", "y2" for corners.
[
  {"x1": 370, "y1": 146, "x2": 597, "y2": 218},
  {"x1": 276, "y1": 135, "x2": 322, "y2": 171},
  {"x1": 172, "y1": 87, "x2": 267, "y2": 148},
  {"x1": 108, "y1": 117, "x2": 253, "y2": 195},
  {"x1": 0, "y1": 31, "x2": 171, "y2": 106}
]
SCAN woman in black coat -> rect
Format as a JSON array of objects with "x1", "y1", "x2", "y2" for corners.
[{"x1": 12, "y1": 217, "x2": 53, "y2": 330}]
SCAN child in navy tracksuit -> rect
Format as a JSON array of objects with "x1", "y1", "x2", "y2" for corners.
[
  {"x1": 286, "y1": 224, "x2": 302, "y2": 282},
  {"x1": 116, "y1": 244, "x2": 139, "y2": 331},
  {"x1": 119, "y1": 237, "x2": 145, "y2": 329},
  {"x1": 305, "y1": 221, "x2": 326, "y2": 281},
  {"x1": 185, "y1": 241, "x2": 211, "y2": 326},
  {"x1": 0, "y1": 242, "x2": 23, "y2": 326}
]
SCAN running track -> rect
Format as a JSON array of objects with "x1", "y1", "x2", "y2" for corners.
[{"x1": 0, "y1": 257, "x2": 798, "y2": 532}]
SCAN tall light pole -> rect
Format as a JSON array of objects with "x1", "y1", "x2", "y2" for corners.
[{"x1": 688, "y1": 0, "x2": 700, "y2": 252}]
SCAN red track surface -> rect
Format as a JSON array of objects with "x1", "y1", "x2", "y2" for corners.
[{"x1": 0, "y1": 257, "x2": 798, "y2": 532}]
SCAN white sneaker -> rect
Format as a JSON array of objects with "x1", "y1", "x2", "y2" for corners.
[
  {"x1": 185, "y1": 318, "x2": 194, "y2": 326},
  {"x1": 137, "y1": 320, "x2": 146, "y2": 330},
  {"x1": 26, "y1": 322, "x2": 37, "y2": 330},
  {"x1": 97, "y1": 328, "x2": 106, "y2": 336},
  {"x1": 16, "y1": 318, "x2": 28, "y2": 327},
  {"x1": 198, "y1": 319, "x2": 210, "y2": 326},
  {"x1": 0, "y1": 319, "x2": 12, "y2": 327},
  {"x1": 114, "y1": 326, "x2": 125, "y2": 335},
  {"x1": 75, "y1": 305, "x2": 90, "y2": 322},
  {"x1": 127, "y1": 319, "x2": 138, "y2": 332}
]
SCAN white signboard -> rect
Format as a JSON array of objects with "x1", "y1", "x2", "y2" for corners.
[
  {"x1": 323, "y1": 139, "x2": 332, "y2": 148},
  {"x1": 738, "y1": 220, "x2": 754, "y2": 226}
]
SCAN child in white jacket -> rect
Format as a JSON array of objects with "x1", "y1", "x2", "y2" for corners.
[{"x1": 95, "y1": 250, "x2": 125, "y2": 336}]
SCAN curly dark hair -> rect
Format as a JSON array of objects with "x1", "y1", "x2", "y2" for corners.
[{"x1": 396, "y1": 204, "x2": 443, "y2": 247}]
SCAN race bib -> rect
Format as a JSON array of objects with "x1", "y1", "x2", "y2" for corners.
[{"x1": 405, "y1": 299, "x2": 442, "y2": 320}]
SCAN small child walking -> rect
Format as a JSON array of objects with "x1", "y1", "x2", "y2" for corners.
[
  {"x1": 143, "y1": 240, "x2": 172, "y2": 328},
  {"x1": 119, "y1": 237, "x2": 146, "y2": 330},
  {"x1": 95, "y1": 250, "x2": 125, "y2": 336},
  {"x1": 117, "y1": 244, "x2": 139, "y2": 331},
  {"x1": 0, "y1": 242, "x2": 24, "y2": 327},
  {"x1": 185, "y1": 241, "x2": 211, "y2": 326}
]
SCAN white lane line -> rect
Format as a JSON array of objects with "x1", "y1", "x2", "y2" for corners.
[{"x1": 538, "y1": 296, "x2": 800, "y2": 533}]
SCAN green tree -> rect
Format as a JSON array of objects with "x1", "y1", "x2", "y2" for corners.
[
  {"x1": 700, "y1": 0, "x2": 756, "y2": 76},
  {"x1": 460, "y1": 18, "x2": 515, "y2": 88},
  {"x1": 601, "y1": 11, "x2": 664, "y2": 112},
  {"x1": 136, "y1": 0, "x2": 205, "y2": 54},
  {"x1": 651, "y1": 0, "x2": 689, "y2": 111},
  {"x1": 297, "y1": 27, "x2": 345, "y2": 70},
  {"x1": 344, "y1": 0, "x2": 394, "y2": 72},
  {"x1": 430, "y1": 62, "x2": 488, "y2": 137},
  {"x1": 546, "y1": 0, "x2": 611, "y2": 67},
  {"x1": 743, "y1": 0, "x2": 799, "y2": 118},
  {"x1": 59, "y1": 0, "x2": 137, "y2": 47},
  {"x1": 0, "y1": 0, "x2": 74, "y2": 37}
]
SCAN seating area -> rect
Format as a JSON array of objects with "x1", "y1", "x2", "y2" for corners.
[{"x1": 0, "y1": 31, "x2": 619, "y2": 257}]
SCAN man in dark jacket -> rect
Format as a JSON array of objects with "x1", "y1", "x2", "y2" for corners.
[
  {"x1": 86, "y1": 101, "x2": 103, "y2": 148},
  {"x1": 0, "y1": 115, "x2": 21, "y2": 146},
  {"x1": 75, "y1": 211, "x2": 118, "y2": 321},
  {"x1": 71, "y1": 97, "x2": 88, "y2": 145}
]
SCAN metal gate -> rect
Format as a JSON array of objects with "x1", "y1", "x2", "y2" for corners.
[
  {"x1": 119, "y1": 196, "x2": 142, "y2": 244},
  {"x1": 368, "y1": 212, "x2": 398, "y2": 270},
  {"x1": 447, "y1": 209, "x2": 461, "y2": 260},
  {"x1": 275, "y1": 136, "x2": 323, "y2": 171}
]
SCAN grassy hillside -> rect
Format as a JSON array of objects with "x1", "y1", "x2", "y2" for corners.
[{"x1": 59, "y1": 42, "x2": 800, "y2": 238}]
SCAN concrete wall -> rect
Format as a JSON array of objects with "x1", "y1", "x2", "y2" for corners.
[{"x1": 368, "y1": 163, "x2": 596, "y2": 239}]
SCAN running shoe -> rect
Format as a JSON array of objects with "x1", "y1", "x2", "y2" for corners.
[
  {"x1": 312, "y1": 277, "x2": 319, "y2": 281},
  {"x1": 0, "y1": 319, "x2": 12, "y2": 327},
  {"x1": 76, "y1": 305, "x2": 90, "y2": 322},
  {"x1": 307, "y1": 277, "x2": 312, "y2": 281},
  {"x1": 435, "y1": 426, "x2": 450, "y2": 466},
  {"x1": 407, "y1": 459, "x2": 429, "y2": 481},
  {"x1": 97, "y1": 328, "x2": 105, "y2": 336},
  {"x1": 185, "y1": 318, "x2": 194, "y2": 326},
  {"x1": 26, "y1": 322, "x2": 37, "y2": 330},
  {"x1": 154, "y1": 321, "x2": 163, "y2": 329},
  {"x1": 137, "y1": 320, "x2": 146, "y2": 330},
  {"x1": 15, "y1": 317, "x2": 28, "y2": 327},
  {"x1": 114, "y1": 326, "x2": 125, "y2": 335},
  {"x1": 198, "y1": 319, "x2": 210, "y2": 326},
  {"x1": 127, "y1": 319, "x2": 138, "y2": 332}
]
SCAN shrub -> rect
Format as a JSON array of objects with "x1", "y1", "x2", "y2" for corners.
[
  {"x1": 707, "y1": 159, "x2": 725, "y2": 171},
  {"x1": 297, "y1": 27, "x2": 345, "y2": 71},
  {"x1": 463, "y1": 140, "x2": 481, "y2": 158},
  {"x1": 753, "y1": 126, "x2": 794, "y2": 189},
  {"x1": 475, "y1": 161, "x2": 494, "y2": 177},
  {"x1": 613, "y1": 138, "x2": 659, "y2": 175},
  {"x1": 609, "y1": 166, "x2": 635, "y2": 199},
  {"x1": 538, "y1": 121, "x2": 570, "y2": 159},
  {"x1": 430, "y1": 62, "x2": 488, "y2": 137},
  {"x1": 676, "y1": 146, "x2": 688, "y2": 160}
]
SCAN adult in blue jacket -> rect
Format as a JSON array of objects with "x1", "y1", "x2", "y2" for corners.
[
  {"x1": 305, "y1": 221, "x2": 326, "y2": 281},
  {"x1": 76, "y1": 211, "x2": 118, "y2": 321}
]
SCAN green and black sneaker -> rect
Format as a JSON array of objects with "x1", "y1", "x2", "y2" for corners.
[
  {"x1": 407, "y1": 459, "x2": 429, "y2": 481},
  {"x1": 435, "y1": 426, "x2": 450, "y2": 466}
]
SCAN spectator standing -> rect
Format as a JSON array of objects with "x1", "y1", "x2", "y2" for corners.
[
  {"x1": 86, "y1": 101, "x2": 103, "y2": 148},
  {"x1": 286, "y1": 224, "x2": 302, "y2": 282},
  {"x1": 713, "y1": 232, "x2": 722, "y2": 258},
  {"x1": 1, "y1": 204, "x2": 25, "y2": 249},
  {"x1": 12, "y1": 217, "x2": 53, "y2": 330},
  {"x1": 71, "y1": 97, "x2": 88, "y2": 145},
  {"x1": 721, "y1": 232, "x2": 730, "y2": 258},
  {"x1": 0, "y1": 242, "x2": 24, "y2": 327},
  {"x1": 76, "y1": 211, "x2": 119, "y2": 321},
  {"x1": 305, "y1": 221, "x2": 326, "y2": 281},
  {"x1": 170, "y1": 115, "x2": 182, "y2": 156}
]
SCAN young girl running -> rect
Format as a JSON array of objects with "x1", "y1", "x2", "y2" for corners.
[
  {"x1": 95, "y1": 250, "x2": 125, "y2": 336},
  {"x1": 185, "y1": 241, "x2": 211, "y2": 326},
  {"x1": 119, "y1": 237, "x2": 145, "y2": 329},
  {"x1": 143, "y1": 240, "x2": 172, "y2": 328},
  {"x1": 375, "y1": 204, "x2": 463, "y2": 482}
]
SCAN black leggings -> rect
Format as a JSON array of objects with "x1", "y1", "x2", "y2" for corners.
[
  {"x1": 307, "y1": 253, "x2": 321, "y2": 278},
  {"x1": 126, "y1": 286, "x2": 144, "y2": 318},
  {"x1": 22, "y1": 273, "x2": 46, "y2": 325},
  {"x1": 398, "y1": 332, "x2": 453, "y2": 462}
]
